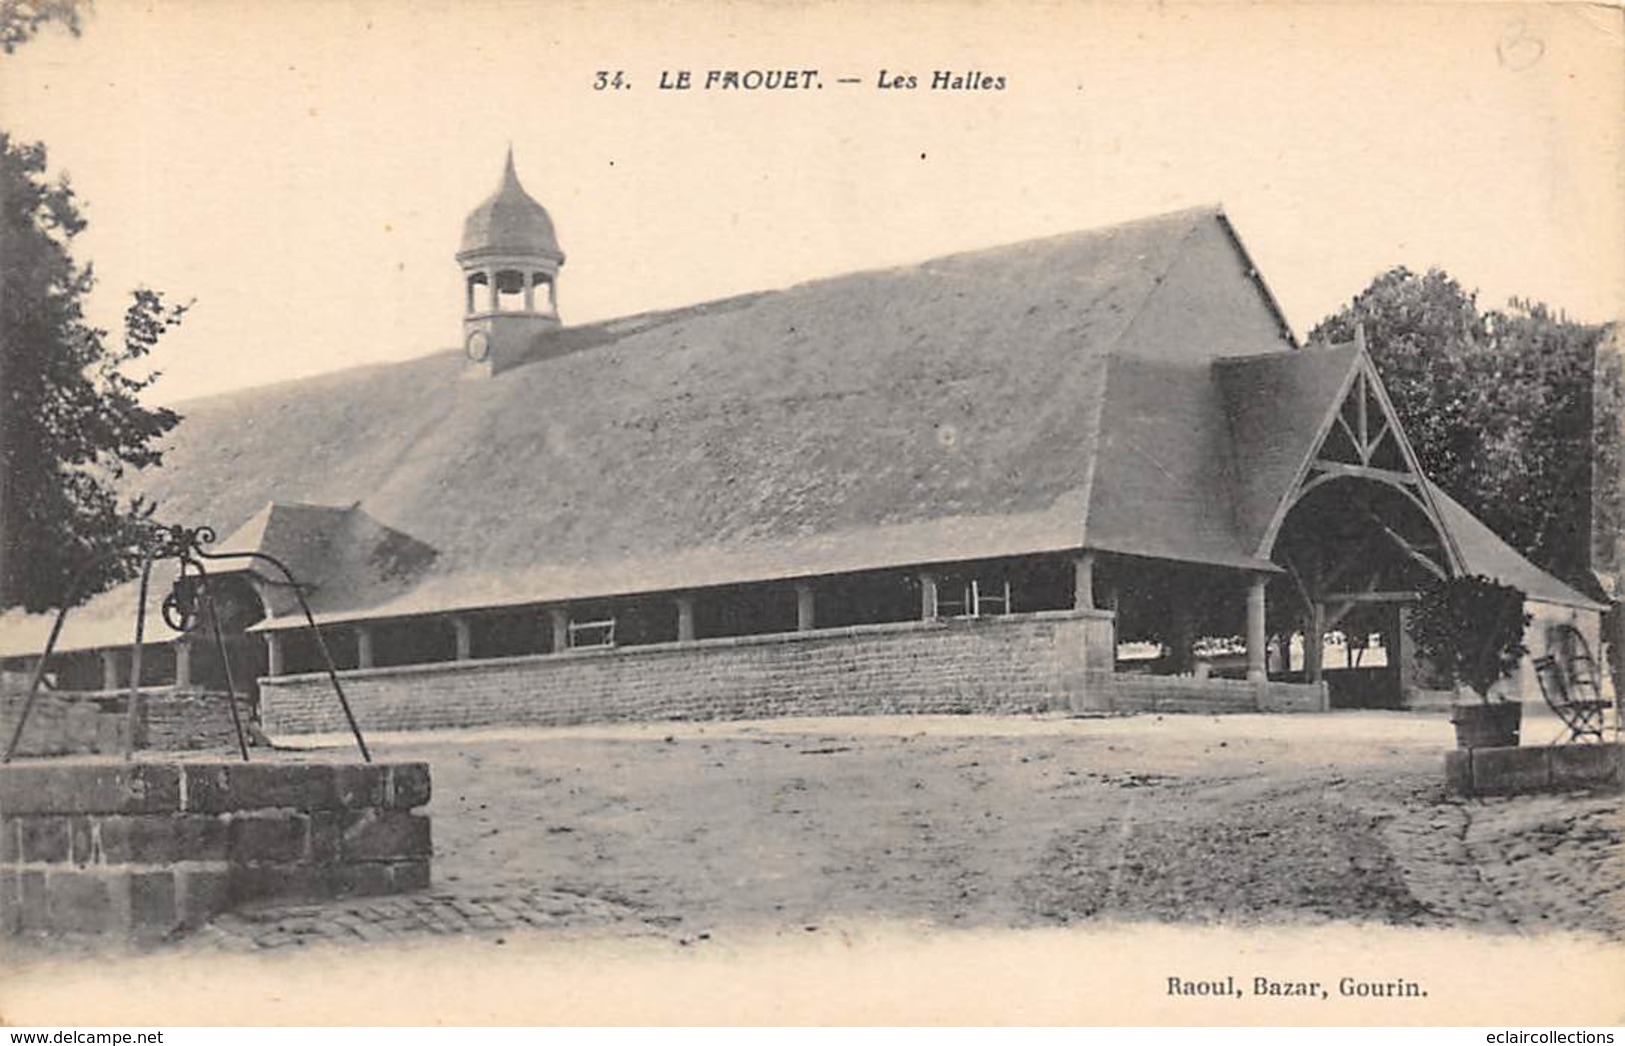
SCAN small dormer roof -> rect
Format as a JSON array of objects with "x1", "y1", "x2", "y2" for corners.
[{"x1": 457, "y1": 149, "x2": 563, "y2": 263}]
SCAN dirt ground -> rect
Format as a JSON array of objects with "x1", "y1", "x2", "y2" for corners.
[
  {"x1": 5, "y1": 710, "x2": 1623, "y2": 1025},
  {"x1": 365, "y1": 709, "x2": 1622, "y2": 938}
]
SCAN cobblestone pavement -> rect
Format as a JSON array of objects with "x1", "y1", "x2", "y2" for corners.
[{"x1": 180, "y1": 887, "x2": 658, "y2": 952}]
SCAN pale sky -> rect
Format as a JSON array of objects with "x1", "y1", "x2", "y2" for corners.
[{"x1": 2, "y1": 0, "x2": 1621, "y2": 404}]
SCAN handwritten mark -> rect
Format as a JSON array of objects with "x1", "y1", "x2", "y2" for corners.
[{"x1": 1496, "y1": 18, "x2": 1544, "y2": 71}]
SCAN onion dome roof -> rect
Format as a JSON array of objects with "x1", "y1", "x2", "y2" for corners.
[{"x1": 459, "y1": 149, "x2": 562, "y2": 261}]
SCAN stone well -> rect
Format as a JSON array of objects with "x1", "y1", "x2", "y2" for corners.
[{"x1": 0, "y1": 759, "x2": 431, "y2": 939}]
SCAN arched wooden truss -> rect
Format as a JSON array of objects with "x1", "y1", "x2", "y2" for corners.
[{"x1": 1266, "y1": 352, "x2": 1463, "y2": 686}]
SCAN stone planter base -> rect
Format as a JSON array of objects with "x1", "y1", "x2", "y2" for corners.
[
  {"x1": 0, "y1": 760, "x2": 431, "y2": 940},
  {"x1": 1444, "y1": 743, "x2": 1622, "y2": 797}
]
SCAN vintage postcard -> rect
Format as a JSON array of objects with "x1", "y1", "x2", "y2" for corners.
[{"x1": 0, "y1": 0, "x2": 1621, "y2": 1028}]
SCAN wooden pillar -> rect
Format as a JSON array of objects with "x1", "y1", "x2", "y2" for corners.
[
  {"x1": 265, "y1": 633, "x2": 284, "y2": 677},
  {"x1": 549, "y1": 608, "x2": 569, "y2": 653},
  {"x1": 100, "y1": 649, "x2": 120, "y2": 692},
  {"x1": 1395, "y1": 604, "x2": 1419, "y2": 695},
  {"x1": 795, "y1": 582, "x2": 816, "y2": 632},
  {"x1": 452, "y1": 617, "x2": 473, "y2": 661},
  {"x1": 173, "y1": 641, "x2": 192, "y2": 689},
  {"x1": 1170, "y1": 599, "x2": 1195, "y2": 674},
  {"x1": 1106, "y1": 585, "x2": 1120, "y2": 666},
  {"x1": 919, "y1": 571, "x2": 939, "y2": 621},
  {"x1": 676, "y1": 595, "x2": 697, "y2": 643},
  {"x1": 1246, "y1": 576, "x2": 1268, "y2": 683},
  {"x1": 523, "y1": 272, "x2": 536, "y2": 311},
  {"x1": 1073, "y1": 552, "x2": 1096, "y2": 611},
  {"x1": 356, "y1": 626, "x2": 375, "y2": 670}
]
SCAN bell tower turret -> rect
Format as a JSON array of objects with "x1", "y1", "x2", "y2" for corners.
[{"x1": 455, "y1": 149, "x2": 565, "y2": 377}]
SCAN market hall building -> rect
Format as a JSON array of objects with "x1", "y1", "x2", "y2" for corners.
[{"x1": 0, "y1": 156, "x2": 1605, "y2": 735}]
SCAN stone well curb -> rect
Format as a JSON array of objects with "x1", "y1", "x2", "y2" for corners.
[{"x1": 0, "y1": 760, "x2": 432, "y2": 939}]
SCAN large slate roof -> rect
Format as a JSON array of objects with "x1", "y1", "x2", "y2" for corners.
[
  {"x1": 140, "y1": 205, "x2": 1278, "y2": 624},
  {"x1": 0, "y1": 204, "x2": 1595, "y2": 653}
]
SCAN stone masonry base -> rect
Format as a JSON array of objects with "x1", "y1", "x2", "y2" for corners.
[
  {"x1": 1444, "y1": 743, "x2": 1623, "y2": 797},
  {"x1": 0, "y1": 688, "x2": 255, "y2": 758},
  {"x1": 0, "y1": 760, "x2": 431, "y2": 940},
  {"x1": 258, "y1": 612, "x2": 1323, "y2": 736}
]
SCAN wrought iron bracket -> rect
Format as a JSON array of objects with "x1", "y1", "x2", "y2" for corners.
[{"x1": 3, "y1": 523, "x2": 371, "y2": 764}]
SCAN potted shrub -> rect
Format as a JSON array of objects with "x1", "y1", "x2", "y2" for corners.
[{"x1": 1407, "y1": 574, "x2": 1531, "y2": 748}]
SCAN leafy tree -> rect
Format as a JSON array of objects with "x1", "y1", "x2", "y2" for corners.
[
  {"x1": 1, "y1": 132, "x2": 186, "y2": 611},
  {"x1": 1597, "y1": 334, "x2": 1625, "y2": 696},
  {"x1": 1312, "y1": 267, "x2": 1619, "y2": 592},
  {"x1": 1, "y1": 0, "x2": 84, "y2": 54},
  {"x1": 1597, "y1": 333, "x2": 1625, "y2": 583},
  {"x1": 1407, "y1": 575, "x2": 1530, "y2": 702}
]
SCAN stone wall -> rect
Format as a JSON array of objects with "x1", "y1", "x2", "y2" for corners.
[
  {"x1": 0, "y1": 690, "x2": 133, "y2": 756},
  {"x1": 144, "y1": 690, "x2": 255, "y2": 752},
  {"x1": 0, "y1": 688, "x2": 252, "y2": 757},
  {"x1": 1107, "y1": 674, "x2": 1327, "y2": 714},
  {"x1": 262, "y1": 610, "x2": 1118, "y2": 735},
  {"x1": 0, "y1": 760, "x2": 431, "y2": 939}
]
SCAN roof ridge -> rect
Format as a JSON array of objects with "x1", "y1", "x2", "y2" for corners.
[
  {"x1": 893, "y1": 204, "x2": 1218, "y2": 272},
  {"x1": 164, "y1": 351, "x2": 459, "y2": 411},
  {"x1": 163, "y1": 206, "x2": 1224, "y2": 410}
]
